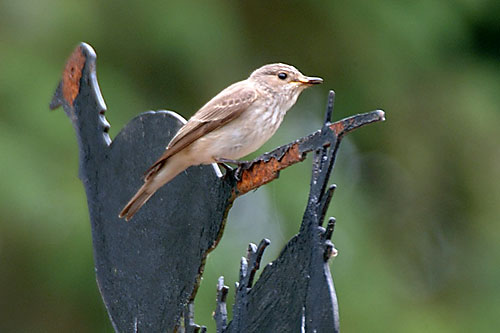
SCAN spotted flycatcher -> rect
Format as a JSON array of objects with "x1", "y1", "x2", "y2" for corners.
[{"x1": 119, "y1": 63, "x2": 322, "y2": 220}]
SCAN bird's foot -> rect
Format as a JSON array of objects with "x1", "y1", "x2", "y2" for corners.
[
  {"x1": 234, "y1": 166, "x2": 244, "y2": 181},
  {"x1": 215, "y1": 158, "x2": 250, "y2": 181},
  {"x1": 217, "y1": 162, "x2": 233, "y2": 173},
  {"x1": 234, "y1": 161, "x2": 252, "y2": 181}
]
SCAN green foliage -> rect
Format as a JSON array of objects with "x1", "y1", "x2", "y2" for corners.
[{"x1": 1, "y1": 0, "x2": 499, "y2": 331}]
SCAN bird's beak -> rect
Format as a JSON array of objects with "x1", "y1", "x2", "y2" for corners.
[{"x1": 296, "y1": 76, "x2": 323, "y2": 86}]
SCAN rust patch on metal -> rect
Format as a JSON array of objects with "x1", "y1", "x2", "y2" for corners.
[
  {"x1": 236, "y1": 144, "x2": 304, "y2": 196},
  {"x1": 62, "y1": 46, "x2": 85, "y2": 106},
  {"x1": 328, "y1": 120, "x2": 347, "y2": 136}
]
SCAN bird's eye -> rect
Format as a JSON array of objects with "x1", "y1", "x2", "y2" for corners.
[{"x1": 278, "y1": 72, "x2": 288, "y2": 80}]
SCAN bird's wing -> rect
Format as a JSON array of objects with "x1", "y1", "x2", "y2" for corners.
[{"x1": 145, "y1": 81, "x2": 258, "y2": 179}]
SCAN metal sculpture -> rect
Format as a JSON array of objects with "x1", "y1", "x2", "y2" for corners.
[{"x1": 50, "y1": 43, "x2": 384, "y2": 332}]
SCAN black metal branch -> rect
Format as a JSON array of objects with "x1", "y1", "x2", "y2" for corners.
[
  {"x1": 323, "y1": 217, "x2": 336, "y2": 241},
  {"x1": 214, "y1": 277, "x2": 229, "y2": 333},
  {"x1": 319, "y1": 184, "x2": 337, "y2": 226},
  {"x1": 323, "y1": 90, "x2": 335, "y2": 124},
  {"x1": 229, "y1": 239, "x2": 271, "y2": 332},
  {"x1": 234, "y1": 239, "x2": 271, "y2": 293},
  {"x1": 246, "y1": 239, "x2": 271, "y2": 289},
  {"x1": 183, "y1": 303, "x2": 206, "y2": 333}
]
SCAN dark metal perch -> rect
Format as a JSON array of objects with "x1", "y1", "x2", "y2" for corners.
[{"x1": 50, "y1": 43, "x2": 384, "y2": 332}]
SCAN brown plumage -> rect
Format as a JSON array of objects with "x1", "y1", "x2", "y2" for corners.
[{"x1": 119, "y1": 63, "x2": 322, "y2": 220}]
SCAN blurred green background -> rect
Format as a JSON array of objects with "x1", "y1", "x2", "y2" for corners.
[{"x1": 1, "y1": 0, "x2": 499, "y2": 331}]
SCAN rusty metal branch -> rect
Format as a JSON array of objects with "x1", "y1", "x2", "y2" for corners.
[{"x1": 233, "y1": 101, "x2": 385, "y2": 196}]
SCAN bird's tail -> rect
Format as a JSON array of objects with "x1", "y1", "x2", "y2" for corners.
[
  {"x1": 119, "y1": 182, "x2": 156, "y2": 221},
  {"x1": 119, "y1": 154, "x2": 189, "y2": 221}
]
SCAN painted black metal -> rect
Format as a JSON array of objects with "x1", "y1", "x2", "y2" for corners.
[
  {"x1": 50, "y1": 43, "x2": 384, "y2": 332},
  {"x1": 50, "y1": 44, "x2": 233, "y2": 332}
]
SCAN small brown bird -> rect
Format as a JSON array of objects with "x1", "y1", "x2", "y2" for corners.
[{"x1": 119, "y1": 63, "x2": 322, "y2": 220}]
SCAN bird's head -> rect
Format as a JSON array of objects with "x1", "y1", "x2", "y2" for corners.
[{"x1": 249, "y1": 63, "x2": 323, "y2": 97}]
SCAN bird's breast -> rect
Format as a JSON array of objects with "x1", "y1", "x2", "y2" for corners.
[
  {"x1": 220, "y1": 100, "x2": 287, "y2": 158},
  {"x1": 187, "y1": 96, "x2": 293, "y2": 163}
]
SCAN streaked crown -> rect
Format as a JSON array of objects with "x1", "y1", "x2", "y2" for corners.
[{"x1": 248, "y1": 63, "x2": 323, "y2": 95}]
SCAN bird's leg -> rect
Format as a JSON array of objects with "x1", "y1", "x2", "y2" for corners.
[
  {"x1": 214, "y1": 158, "x2": 250, "y2": 181},
  {"x1": 213, "y1": 157, "x2": 237, "y2": 179},
  {"x1": 215, "y1": 158, "x2": 243, "y2": 165},
  {"x1": 217, "y1": 161, "x2": 233, "y2": 173}
]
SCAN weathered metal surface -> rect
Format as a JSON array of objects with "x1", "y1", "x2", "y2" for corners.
[
  {"x1": 50, "y1": 43, "x2": 384, "y2": 332},
  {"x1": 233, "y1": 107, "x2": 384, "y2": 196},
  {"x1": 50, "y1": 44, "x2": 233, "y2": 332},
  {"x1": 214, "y1": 277, "x2": 229, "y2": 333}
]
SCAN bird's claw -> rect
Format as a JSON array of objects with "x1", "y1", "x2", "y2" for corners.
[
  {"x1": 234, "y1": 167, "x2": 243, "y2": 181},
  {"x1": 234, "y1": 161, "x2": 251, "y2": 181}
]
